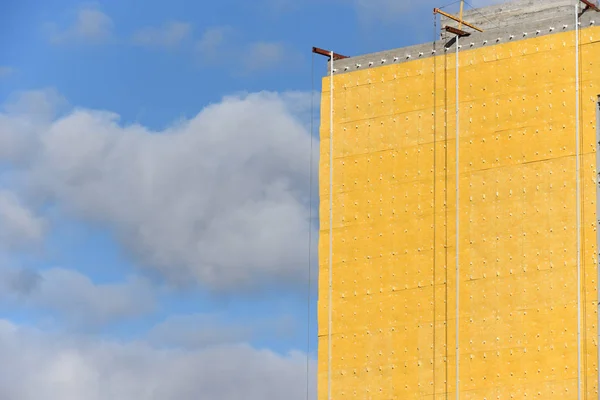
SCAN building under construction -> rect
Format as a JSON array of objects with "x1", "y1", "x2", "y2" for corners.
[{"x1": 317, "y1": 0, "x2": 600, "y2": 398}]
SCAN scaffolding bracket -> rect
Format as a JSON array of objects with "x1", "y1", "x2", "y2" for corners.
[
  {"x1": 312, "y1": 47, "x2": 349, "y2": 61},
  {"x1": 445, "y1": 26, "x2": 471, "y2": 37},
  {"x1": 434, "y1": 8, "x2": 484, "y2": 32},
  {"x1": 581, "y1": 0, "x2": 600, "y2": 12}
]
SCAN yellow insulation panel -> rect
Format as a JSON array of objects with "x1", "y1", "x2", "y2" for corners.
[{"x1": 318, "y1": 26, "x2": 600, "y2": 399}]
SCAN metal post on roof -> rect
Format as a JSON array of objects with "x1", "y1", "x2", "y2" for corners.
[{"x1": 433, "y1": 8, "x2": 483, "y2": 31}]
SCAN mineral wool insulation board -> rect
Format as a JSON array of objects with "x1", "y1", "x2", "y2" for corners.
[{"x1": 317, "y1": 15, "x2": 600, "y2": 400}]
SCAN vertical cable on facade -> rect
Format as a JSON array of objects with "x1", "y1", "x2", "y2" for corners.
[
  {"x1": 327, "y1": 51, "x2": 334, "y2": 400},
  {"x1": 575, "y1": 4, "x2": 582, "y2": 400},
  {"x1": 455, "y1": 34, "x2": 460, "y2": 400},
  {"x1": 443, "y1": 29, "x2": 450, "y2": 400},
  {"x1": 306, "y1": 51, "x2": 315, "y2": 400},
  {"x1": 596, "y1": 95, "x2": 600, "y2": 400},
  {"x1": 577, "y1": 3, "x2": 588, "y2": 396},
  {"x1": 432, "y1": 11, "x2": 438, "y2": 397}
]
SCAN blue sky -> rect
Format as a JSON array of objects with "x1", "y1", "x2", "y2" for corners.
[{"x1": 0, "y1": 0, "x2": 500, "y2": 398}]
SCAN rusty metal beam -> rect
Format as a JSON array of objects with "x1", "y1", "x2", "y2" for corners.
[
  {"x1": 312, "y1": 47, "x2": 349, "y2": 61},
  {"x1": 445, "y1": 26, "x2": 471, "y2": 37},
  {"x1": 434, "y1": 8, "x2": 484, "y2": 32},
  {"x1": 581, "y1": 0, "x2": 600, "y2": 12}
]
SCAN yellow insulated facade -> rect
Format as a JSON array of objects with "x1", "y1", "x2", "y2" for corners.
[{"x1": 318, "y1": 12, "x2": 600, "y2": 400}]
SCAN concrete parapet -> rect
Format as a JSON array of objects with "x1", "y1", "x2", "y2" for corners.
[{"x1": 328, "y1": 0, "x2": 597, "y2": 76}]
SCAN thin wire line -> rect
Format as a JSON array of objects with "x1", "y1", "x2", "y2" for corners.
[
  {"x1": 439, "y1": 0, "x2": 462, "y2": 10},
  {"x1": 462, "y1": 0, "x2": 502, "y2": 30},
  {"x1": 327, "y1": 51, "x2": 334, "y2": 400},
  {"x1": 306, "y1": 51, "x2": 315, "y2": 400}
]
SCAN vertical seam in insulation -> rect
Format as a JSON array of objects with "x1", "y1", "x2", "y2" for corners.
[
  {"x1": 575, "y1": 4, "x2": 582, "y2": 400},
  {"x1": 455, "y1": 35, "x2": 460, "y2": 400},
  {"x1": 432, "y1": 12, "x2": 438, "y2": 397}
]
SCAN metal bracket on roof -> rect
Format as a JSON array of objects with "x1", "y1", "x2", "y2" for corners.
[
  {"x1": 445, "y1": 26, "x2": 471, "y2": 37},
  {"x1": 580, "y1": 0, "x2": 600, "y2": 12},
  {"x1": 312, "y1": 47, "x2": 349, "y2": 61}
]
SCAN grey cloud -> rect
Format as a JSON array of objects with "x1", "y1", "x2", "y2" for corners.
[
  {"x1": 132, "y1": 21, "x2": 192, "y2": 49},
  {"x1": 0, "y1": 320, "x2": 316, "y2": 400},
  {"x1": 0, "y1": 88, "x2": 68, "y2": 164},
  {"x1": 148, "y1": 313, "x2": 299, "y2": 349},
  {"x1": 0, "y1": 191, "x2": 45, "y2": 251},
  {"x1": 148, "y1": 314, "x2": 254, "y2": 348},
  {"x1": 3, "y1": 88, "x2": 67, "y2": 121},
  {"x1": 2, "y1": 268, "x2": 42, "y2": 296},
  {"x1": 0, "y1": 89, "x2": 318, "y2": 293},
  {"x1": 48, "y1": 6, "x2": 114, "y2": 45},
  {"x1": 0, "y1": 267, "x2": 155, "y2": 328}
]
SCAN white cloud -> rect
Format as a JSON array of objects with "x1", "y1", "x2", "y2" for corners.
[
  {"x1": 3, "y1": 87, "x2": 67, "y2": 120},
  {"x1": 0, "y1": 89, "x2": 67, "y2": 165},
  {"x1": 0, "y1": 89, "x2": 317, "y2": 292},
  {"x1": 0, "y1": 191, "x2": 45, "y2": 250},
  {"x1": 132, "y1": 21, "x2": 192, "y2": 49},
  {"x1": 0, "y1": 320, "x2": 316, "y2": 400},
  {"x1": 0, "y1": 267, "x2": 154, "y2": 328},
  {"x1": 49, "y1": 6, "x2": 114, "y2": 44}
]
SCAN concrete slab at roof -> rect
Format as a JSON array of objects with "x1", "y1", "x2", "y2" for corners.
[
  {"x1": 442, "y1": 0, "x2": 580, "y2": 31},
  {"x1": 327, "y1": 0, "x2": 598, "y2": 76}
]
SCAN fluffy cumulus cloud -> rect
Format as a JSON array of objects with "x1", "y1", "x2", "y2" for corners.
[
  {"x1": 0, "y1": 320, "x2": 316, "y2": 400},
  {"x1": 0, "y1": 267, "x2": 154, "y2": 328},
  {"x1": 0, "y1": 89, "x2": 316, "y2": 292}
]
